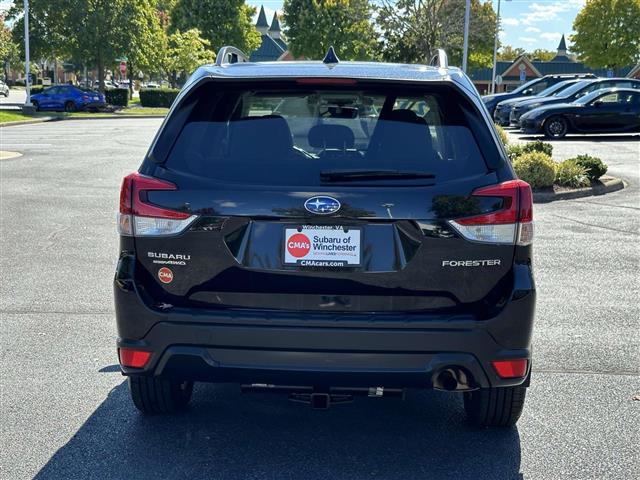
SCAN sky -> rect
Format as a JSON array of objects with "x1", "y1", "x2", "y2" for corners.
[
  {"x1": 1, "y1": 0, "x2": 585, "y2": 53},
  {"x1": 247, "y1": 0, "x2": 587, "y2": 52}
]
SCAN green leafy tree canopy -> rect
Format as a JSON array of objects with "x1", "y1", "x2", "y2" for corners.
[
  {"x1": 283, "y1": 0, "x2": 379, "y2": 61},
  {"x1": 571, "y1": 0, "x2": 640, "y2": 68},
  {"x1": 165, "y1": 28, "x2": 216, "y2": 83},
  {"x1": 170, "y1": 0, "x2": 260, "y2": 54},
  {"x1": 377, "y1": 0, "x2": 496, "y2": 69}
]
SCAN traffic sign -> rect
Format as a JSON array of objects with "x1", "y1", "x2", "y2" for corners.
[{"x1": 495, "y1": 75, "x2": 503, "y2": 86}]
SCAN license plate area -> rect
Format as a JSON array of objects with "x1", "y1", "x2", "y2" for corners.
[{"x1": 283, "y1": 225, "x2": 362, "y2": 268}]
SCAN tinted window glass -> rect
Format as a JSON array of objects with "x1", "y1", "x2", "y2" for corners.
[{"x1": 164, "y1": 85, "x2": 490, "y2": 186}]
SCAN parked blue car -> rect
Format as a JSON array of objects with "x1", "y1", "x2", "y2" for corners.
[{"x1": 31, "y1": 85, "x2": 106, "y2": 112}]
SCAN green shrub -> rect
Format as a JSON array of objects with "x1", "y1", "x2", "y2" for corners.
[
  {"x1": 507, "y1": 144, "x2": 524, "y2": 161},
  {"x1": 506, "y1": 140, "x2": 553, "y2": 162},
  {"x1": 555, "y1": 159, "x2": 590, "y2": 188},
  {"x1": 30, "y1": 86, "x2": 44, "y2": 95},
  {"x1": 571, "y1": 154, "x2": 607, "y2": 181},
  {"x1": 139, "y1": 88, "x2": 179, "y2": 108},
  {"x1": 512, "y1": 152, "x2": 556, "y2": 189},
  {"x1": 105, "y1": 88, "x2": 129, "y2": 107},
  {"x1": 494, "y1": 124, "x2": 509, "y2": 146}
]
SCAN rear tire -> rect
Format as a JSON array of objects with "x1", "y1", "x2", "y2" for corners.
[
  {"x1": 128, "y1": 376, "x2": 193, "y2": 414},
  {"x1": 64, "y1": 100, "x2": 76, "y2": 112},
  {"x1": 464, "y1": 386, "x2": 526, "y2": 427},
  {"x1": 543, "y1": 116, "x2": 567, "y2": 139},
  {"x1": 32, "y1": 100, "x2": 39, "y2": 111}
]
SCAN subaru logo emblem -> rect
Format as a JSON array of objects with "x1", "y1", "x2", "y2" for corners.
[{"x1": 304, "y1": 196, "x2": 341, "y2": 215}]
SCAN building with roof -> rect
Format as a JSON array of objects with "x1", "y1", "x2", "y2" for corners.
[
  {"x1": 250, "y1": 6, "x2": 292, "y2": 62},
  {"x1": 471, "y1": 35, "x2": 640, "y2": 94}
]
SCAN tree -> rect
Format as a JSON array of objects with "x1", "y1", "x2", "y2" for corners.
[
  {"x1": 528, "y1": 49, "x2": 556, "y2": 62},
  {"x1": 497, "y1": 45, "x2": 526, "y2": 61},
  {"x1": 571, "y1": 0, "x2": 640, "y2": 68},
  {"x1": 1, "y1": 16, "x2": 21, "y2": 81},
  {"x1": 8, "y1": 1, "x2": 70, "y2": 63},
  {"x1": 283, "y1": 0, "x2": 379, "y2": 61},
  {"x1": 121, "y1": 0, "x2": 167, "y2": 97},
  {"x1": 60, "y1": 0, "x2": 133, "y2": 91},
  {"x1": 169, "y1": 0, "x2": 260, "y2": 54},
  {"x1": 377, "y1": 0, "x2": 497, "y2": 69},
  {"x1": 165, "y1": 28, "x2": 216, "y2": 86}
]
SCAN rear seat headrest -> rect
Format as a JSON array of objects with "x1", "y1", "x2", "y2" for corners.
[
  {"x1": 229, "y1": 115, "x2": 293, "y2": 159},
  {"x1": 308, "y1": 124, "x2": 355, "y2": 149}
]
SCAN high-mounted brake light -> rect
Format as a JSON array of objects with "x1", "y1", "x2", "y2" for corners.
[
  {"x1": 117, "y1": 172, "x2": 197, "y2": 236},
  {"x1": 492, "y1": 359, "x2": 528, "y2": 379},
  {"x1": 448, "y1": 179, "x2": 533, "y2": 245},
  {"x1": 296, "y1": 78, "x2": 358, "y2": 85},
  {"x1": 119, "y1": 348, "x2": 152, "y2": 368}
]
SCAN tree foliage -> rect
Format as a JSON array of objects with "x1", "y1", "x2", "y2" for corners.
[
  {"x1": 377, "y1": 0, "x2": 496, "y2": 69},
  {"x1": 165, "y1": 28, "x2": 216, "y2": 84},
  {"x1": 8, "y1": 0, "x2": 69, "y2": 61},
  {"x1": 170, "y1": 0, "x2": 260, "y2": 54},
  {"x1": 497, "y1": 45, "x2": 526, "y2": 61},
  {"x1": 283, "y1": 0, "x2": 379, "y2": 61},
  {"x1": 571, "y1": 0, "x2": 640, "y2": 68}
]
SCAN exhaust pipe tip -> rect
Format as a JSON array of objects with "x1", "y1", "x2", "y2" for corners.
[{"x1": 437, "y1": 370, "x2": 459, "y2": 391}]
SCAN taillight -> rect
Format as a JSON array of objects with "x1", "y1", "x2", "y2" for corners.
[
  {"x1": 492, "y1": 359, "x2": 528, "y2": 378},
  {"x1": 117, "y1": 172, "x2": 197, "y2": 236},
  {"x1": 449, "y1": 179, "x2": 533, "y2": 245},
  {"x1": 119, "y1": 348, "x2": 152, "y2": 368}
]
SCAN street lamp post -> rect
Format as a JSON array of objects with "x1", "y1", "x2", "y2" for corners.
[
  {"x1": 491, "y1": 0, "x2": 510, "y2": 94},
  {"x1": 23, "y1": 0, "x2": 33, "y2": 109},
  {"x1": 462, "y1": 0, "x2": 471, "y2": 73}
]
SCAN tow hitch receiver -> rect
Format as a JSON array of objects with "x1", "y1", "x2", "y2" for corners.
[{"x1": 241, "y1": 384, "x2": 404, "y2": 409}]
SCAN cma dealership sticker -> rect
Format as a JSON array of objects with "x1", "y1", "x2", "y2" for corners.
[{"x1": 158, "y1": 267, "x2": 174, "y2": 284}]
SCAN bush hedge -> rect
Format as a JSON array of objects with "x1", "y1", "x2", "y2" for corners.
[
  {"x1": 571, "y1": 154, "x2": 607, "y2": 181},
  {"x1": 139, "y1": 88, "x2": 179, "y2": 108},
  {"x1": 555, "y1": 159, "x2": 590, "y2": 188},
  {"x1": 494, "y1": 124, "x2": 509, "y2": 146},
  {"x1": 512, "y1": 152, "x2": 556, "y2": 189},
  {"x1": 105, "y1": 88, "x2": 129, "y2": 107},
  {"x1": 507, "y1": 140, "x2": 553, "y2": 161}
]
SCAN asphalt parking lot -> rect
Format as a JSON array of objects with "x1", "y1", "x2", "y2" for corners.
[{"x1": 1, "y1": 119, "x2": 638, "y2": 479}]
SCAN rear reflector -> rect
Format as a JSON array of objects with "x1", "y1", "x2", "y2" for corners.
[
  {"x1": 449, "y1": 179, "x2": 533, "y2": 245},
  {"x1": 492, "y1": 359, "x2": 528, "y2": 378},
  {"x1": 119, "y1": 348, "x2": 152, "y2": 368},
  {"x1": 117, "y1": 172, "x2": 197, "y2": 236}
]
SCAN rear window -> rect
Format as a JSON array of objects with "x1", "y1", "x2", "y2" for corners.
[{"x1": 163, "y1": 82, "x2": 491, "y2": 186}]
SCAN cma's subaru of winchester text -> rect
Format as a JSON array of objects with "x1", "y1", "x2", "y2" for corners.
[{"x1": 114, "y1": 47, "x2": 536, "y2": 427}]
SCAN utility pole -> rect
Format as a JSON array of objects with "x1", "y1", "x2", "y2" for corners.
[
  {"x1": 490, "y1": 0, "x2": 502, "y2": 94},
  {"x1": 24, "y1": 0, "x2": 33, "y2": 108},
  {"x1": 462, "y1": 0, "x2": 471, "y2": 73},
  {"x1": 491, "y1": 0, "x2": 511, "y2": 94}
]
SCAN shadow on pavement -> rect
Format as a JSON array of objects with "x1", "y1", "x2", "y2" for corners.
[
  {"x1": 516, "y1": 134, "x2": 639, "y2": 142},
  {"x1": 34, "y1": 381, "x2": 523, "y2": 480}
]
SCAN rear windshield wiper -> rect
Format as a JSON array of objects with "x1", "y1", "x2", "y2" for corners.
[{"x1": 320, "y1": 169, "x2": 436, "y2": 182}]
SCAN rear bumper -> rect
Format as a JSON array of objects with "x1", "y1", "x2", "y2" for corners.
[
  {"x1": 115, "y1": 259, "x2": 535, "y2": 390},
  {"x1": 493, "y1": 108, "x2": 510, "y2": 126}
]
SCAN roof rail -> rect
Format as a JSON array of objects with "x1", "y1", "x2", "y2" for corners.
[
  {"x1": 215, "y1": 46, "x2": 249, "y2": 66},
  {"x1": 430, "y1": 49, "x2": 448, "y2": 69}
]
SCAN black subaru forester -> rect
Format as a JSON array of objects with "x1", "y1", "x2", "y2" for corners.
[{"x1": 115, "y1": 47, "x2": 535, "y2": 427}]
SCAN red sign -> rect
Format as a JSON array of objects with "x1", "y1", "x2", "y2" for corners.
[
  {"x1": 119, "y1": 61, "x2": 127, "y2": 75},
  {"x1": 158, "y1": 267, "x2": 173, "y2": 284},
  {"x1": 286, "y1": 233, "x2": 311, "y2": 258}
]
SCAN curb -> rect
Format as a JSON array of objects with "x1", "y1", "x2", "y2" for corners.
[
  {"x1": 533, "y1": 176, "x2": 625, "y2": 203},
  {"x1": 0, "y1": 116, "x2": 58, "y2": 127},
  {"x1": 0, "y1": 114, "x2": 165, "y2": 127}
]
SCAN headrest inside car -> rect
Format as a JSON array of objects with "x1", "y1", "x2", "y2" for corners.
[{"x1": 308, "y1": 124, "x2": 355, "y2": 149}]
